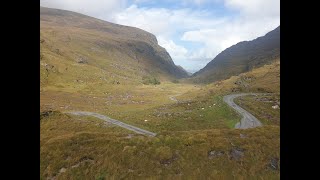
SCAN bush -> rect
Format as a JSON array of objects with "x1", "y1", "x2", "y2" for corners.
[
  {"x1": 155, "y1": 146, "x2": 172, "y2": 161},
  {"x1": 142, "y1": 76, "x2": 160, "y2": 85},
  {"x1": 95, "y1": 172, "x2": 107, "y2": 180},
  {"x1": 172, "y1": 79, "x2": 179, "y2": 83}
]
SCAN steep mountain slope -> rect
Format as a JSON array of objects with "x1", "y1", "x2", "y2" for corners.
[
  {"x1": 192, "y1": 26, "x2": 280, "y2": 83},
  {"x1": 40, "y1": 6, "x2": 188, "y2": 90},
  {"x1": 177, "y1": 65, "x2": 192, "y2": 76}
]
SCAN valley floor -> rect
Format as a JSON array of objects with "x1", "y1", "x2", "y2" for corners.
[{"x1": 40, "y1": 60, "x2": 280, "y2": 179}]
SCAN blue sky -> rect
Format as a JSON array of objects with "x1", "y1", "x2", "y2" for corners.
[{"x1": 40, "y1": 0, "x2": 280, "y2": 73}]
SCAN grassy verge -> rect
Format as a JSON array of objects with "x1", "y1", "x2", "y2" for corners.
[
  {"x1": 234, "y1": 94, "x2": 280, "y2": 125},
  {"x1": 113, "y1": 94, "x2": 241, "y2": 132}
]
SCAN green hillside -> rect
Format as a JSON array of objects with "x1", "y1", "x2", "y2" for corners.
[
  {"x1": 40, "y1": 6, "x2": 188, "y2": 92},
  {"x1": 40, "y1": 6, "x2": 280, "y2": 180}
]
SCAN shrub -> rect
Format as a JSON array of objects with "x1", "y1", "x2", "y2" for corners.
[
  {"x1": 142, "y1": 76, "x2": 160, "y2": 85},
  {"x1": 172, "y1": 79, "x2": 179, "y2": 83},
  {"x1": 155, "y1": 146, "x2": 172, "y2": 161},
  {"x1": 95, "y1": 172, "x2": 107, "y2": 180}
]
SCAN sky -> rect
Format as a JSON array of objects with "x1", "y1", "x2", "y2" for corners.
[{"x1": 40, "y1": 0, "x2": 280, "y2": 73}]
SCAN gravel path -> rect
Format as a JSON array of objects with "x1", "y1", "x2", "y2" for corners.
[
  {"x1": 66, "y1": 111, "x2": 156, "y2": 137},
  {"x1": 223, "y1": 93, "x2": 263, "y2": 129}
]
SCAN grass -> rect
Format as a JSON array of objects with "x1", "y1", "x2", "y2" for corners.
[
  {"x1": 40, "y1": 60, "x2": 280, "y2": 179},
  {"x1": 40, "y1": 112, "x2": 280, "y2": 179},
  {"x1": 41, "y1": 81, "x2": 240, "y2": 133},
  {"x1": 111, "y1": 94, "x2": 241, "y2": 132},
  {"x1": 40, "y1": 7, "x2": 280, "y2": 179},
  {"x1": 234, "y1": 94, "x2": 280, "y2": 126},
  {"x1": 40, "y1": 6, "x2": 188, "y2": 86},
  {"x1": 142, "y1": 76, "x2": 161, "y2": 85}
]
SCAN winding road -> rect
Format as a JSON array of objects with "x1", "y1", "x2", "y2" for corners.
[
  {"x1": 67, "y1": 111, "x2": 156, "y2": 137},
  {"x1": 223, "y1": 93, "x2": 263, "y2": 129},
  {"x1": 66, "y1": 93, "x2": 263, "y2": 136}
]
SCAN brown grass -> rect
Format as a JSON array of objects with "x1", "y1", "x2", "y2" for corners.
[{"x1": 40, "y1": 112, "x2": 279, "y2": 179}]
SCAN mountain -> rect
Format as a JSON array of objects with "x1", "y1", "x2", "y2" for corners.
[
  {"x1": 40, "y1": 6, "x2": 188, "y2": 88},
  {"x1": 191, "y1": 26, "x2": 280, "y2": 83},
  {"x1": 176, "y1": 65, "x2": 192, "y2": 76}
]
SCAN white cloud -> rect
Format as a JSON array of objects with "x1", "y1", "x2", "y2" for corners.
[
  {"x1": 224, "y1": 0, "x2": 280, "y2": 18},
  {"x1": 113, "y1": 5, "x2": 227, "y2": 38},
  {"x1": 180, "y1": 0, "x2": 280, "y2": 68},
  {"x1": 113, "y1": 5, "x2": 172, "y2": 37},
  {"x1": 157, "y1": 36, "x2": 188, "y2": 59},
  {"x1": 133, "y1": 0, "x2": 149, "y2": 3},
  {"x1": 182, "y1": 0, "x2": 213, "y2": 6},
  {"x1": 40, "y1": 0, "x2": 127, "y2": 21},
  {"x1": 111, "y1": 4, "x2": 230, "y2": 71},
  {"x1": 40, "y1": 0, "x2": 280, "y2": 72},
  {"x1": 182, "y1": 16, "x2": 279, "y2": 59},
  {"x1": 133, "y1": 0, "x2": 222, "y2": 6}
]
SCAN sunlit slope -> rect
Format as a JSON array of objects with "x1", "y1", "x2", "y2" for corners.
[{"x1": 40, "y1": 6, "x2": 188, "y2": 91}]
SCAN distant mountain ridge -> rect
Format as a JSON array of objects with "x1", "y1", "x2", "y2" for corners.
[{"x1": 192, "y1": 26, "x2": 280, "y2": 83}]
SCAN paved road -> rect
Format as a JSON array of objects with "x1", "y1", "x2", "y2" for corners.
[
  {"x1": 223, "y1": 93, "x2": 263, "y2": 129},
  {"x1": 66, "y1": 111, "x2": 156, "y2": 137},
  {"x1": 169, "y1": 93, "x2": 182, "y2": 102},
  {"x1": 169, "y1": 95, "x2": 178, "y2": 102}
]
